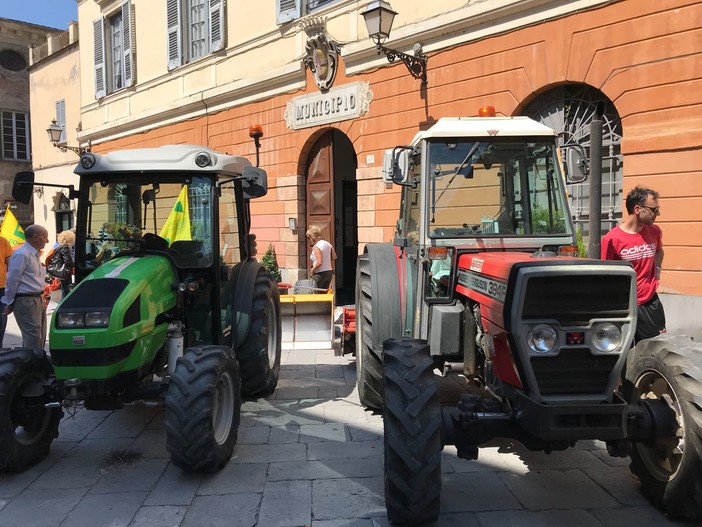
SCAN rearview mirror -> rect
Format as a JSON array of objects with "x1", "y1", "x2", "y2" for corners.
[
  {"x1": 382, "y1": 149, "x2": 410, "y2": 185},
  {"x1": 13, "y1": 171, "x2": 35, "y2": 204},
  {"x1": 242, "y1": 166, "x2": 268, "y2": 199},
  {"x1": 565, "y1": 147, "x2": 588, "y2": 183}
]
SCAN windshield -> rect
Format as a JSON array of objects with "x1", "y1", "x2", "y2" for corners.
[
  {"x1": 80, "y1": 175, "x2": 215, "y2": 269},
  {"x1": 427, "y1": 139, "x2": 572, "y2": 237}
]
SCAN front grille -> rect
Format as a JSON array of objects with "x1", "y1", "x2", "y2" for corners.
[
  {"x1": 523, "y1": 274, "x2": 631, "y2": 324},
  {"x1": 531, "y1": 348, "x2": 618, "y2": 395}
]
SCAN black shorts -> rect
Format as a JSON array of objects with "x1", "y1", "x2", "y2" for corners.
[
  {"x1": 635, "y1": 293, "x2": 666, "y2": 343},
  {"x1": 312, "y1": 270, "x2": 333, "y2": 291}
]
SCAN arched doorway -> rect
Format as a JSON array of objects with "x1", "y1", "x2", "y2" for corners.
[
  {"x1": 305, "y1": 129, "x2": 358, "y2": 305},
  {"x1": 522, "y1": 84, "x2": 623, "y2": 237}
]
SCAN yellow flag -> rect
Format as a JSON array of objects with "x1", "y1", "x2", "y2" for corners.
[
  {"x1": 0, "y1": 206, "x2": 25, "y2": 250},
  {"x1": 159, "y1": 185, "x2": 191, "y2": 245}
]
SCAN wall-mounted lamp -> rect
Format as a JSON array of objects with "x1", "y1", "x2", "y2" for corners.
[
  {"x1": 46, "y1": 119, "x2": 90, "y2": 156},
  {"x1": 288, "y1": 217, "x2": 298, "y2": 231},
  {"x1": 362, "y1": 1, "x2": 427, "y2": 84}
]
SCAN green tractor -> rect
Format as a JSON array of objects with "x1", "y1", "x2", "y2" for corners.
[{"x1": 0, "y1": 141, "x2": 281, "y2": 473}]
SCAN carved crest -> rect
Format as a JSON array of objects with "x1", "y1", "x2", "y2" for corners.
[{"x1": 302, "y1": 20, "x2": 340, "y2": 92}]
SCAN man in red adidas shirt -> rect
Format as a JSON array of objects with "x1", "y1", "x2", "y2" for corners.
[{"x1": 601, "y1": 186, "x2": 665, "y2": 342}]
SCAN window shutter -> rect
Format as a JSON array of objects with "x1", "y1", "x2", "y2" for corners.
[
  {"x1": 56, "y1": 100, "x2": 66, "y2": 144},
  {"x1": 209, "y1": 0, "x2": 224, "y2": 52},
  {"x1": 167, "y1": 0, "x2": 182, "y2": 71},
  {"x1": 276, "y1": 0, "x2": 301, "y2": 25},
  {"x1": 93, "y1": 17, "x2": 106, "y2": 99},
  {"x1": 122, "y1": 0, "x2": 134, "y2": 86}
]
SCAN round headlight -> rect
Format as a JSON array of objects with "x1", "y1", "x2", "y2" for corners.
[
  {"x1": 195, "y1": 152, "x2": 211, "y2": 167},
  {"x1": 527, "y1": 324, "x2": 558, "y2": 353},
  {"x1": 80, "y1": 153, "x2": 96, "y2": 169},
  {"x1": 592, "y1": 322, "x2": 622, "y2": 352}
]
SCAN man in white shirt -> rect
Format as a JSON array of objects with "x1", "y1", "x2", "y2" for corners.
[{"x1": 1, "y1": 225, "x2": 50, "y2": 349}]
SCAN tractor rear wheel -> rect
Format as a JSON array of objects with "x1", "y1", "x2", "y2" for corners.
[
  {"x1": 165, "y1": 345, "x2": 241, "y2": 472},
  {"x1": 0, "y1": 348, "x2": 62, "y2": 472},
  {"x1": 383, "y1": 338, "x2": 442, "y2": 525},
  {"x1": 355, "y1": 254, "x2": 383, "y2": 410},
  {"x1": 237, "y1": 271, "x2": 282, "y2": 397},
  {"x1": 355, "y1": 246, "x2": 404, "y2": 411},
  {"x1": 625, "y1": 334, "x2": 702, "y2": 520}
]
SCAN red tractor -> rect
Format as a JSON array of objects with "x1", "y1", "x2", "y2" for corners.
[{"x1": 355, "y1": 111, "x2": 702, "y2": 524}]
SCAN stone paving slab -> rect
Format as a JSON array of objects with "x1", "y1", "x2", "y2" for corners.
[{"x1": 0, "y1": 312, "x2": 694, "y2": 526}]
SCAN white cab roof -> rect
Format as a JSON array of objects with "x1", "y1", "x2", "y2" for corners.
[
  {"x1": 74, "y1": 145, "x2": 252, "y2": 176},
  {"x1": 414, "y1": 117, "x2": 557, "y2": 142}
]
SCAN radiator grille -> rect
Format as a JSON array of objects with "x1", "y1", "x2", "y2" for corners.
[
  {"x1": 523, "y1": 275, "x2": 631, "y2": 324},
  {"x1": 531, "y1": 348, "x2": 618, "y2": 395}
]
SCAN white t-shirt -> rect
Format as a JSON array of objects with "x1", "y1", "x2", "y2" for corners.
[{"x1": 310, "y1": 239, "x2": 334, "y2": 272}]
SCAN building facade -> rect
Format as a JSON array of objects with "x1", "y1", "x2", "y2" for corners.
[
  {"x1": 0, "y1": 18, "x2": 62, "y2": 226},
  {"x1": 64, "y1": 0, "x2": 700, "y2": 336},
  {"x1": 28, "y1": 21, "x2": 81, "y2": 239}
]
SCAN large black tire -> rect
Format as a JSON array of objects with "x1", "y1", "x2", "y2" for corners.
[
  {"x1": 383, "y1": 338, "x2": 442, "y2": 525},
  {"x1": 164, "y1": 345, "x2": 241, "y2": 472},
  {"x1": 237, "y1": 270, "x2": 282, "y2": 397},
  {"x1": 625, "y1": 334, "x2": 702, "y2": 520},
  {"x1": 355, "y1": 247, "x2": 403, "y2": 410},
  {"x1": 0, "y1": 348, "x2": 62, "y2": 472}
]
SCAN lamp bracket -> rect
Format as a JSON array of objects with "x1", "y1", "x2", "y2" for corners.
[
  {"x1": 376, "y1": 43, "x2": 427, "y2": 84},
  {"x1": 55, "y1": 140, "x2": 91, "y2": 157}
]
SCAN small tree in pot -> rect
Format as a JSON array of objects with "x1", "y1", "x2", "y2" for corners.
[{"x1": 261, "y1": 243, "x2": 282, "y2": 284}]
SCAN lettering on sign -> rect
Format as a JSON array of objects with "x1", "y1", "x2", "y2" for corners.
[
  {"x1": 284, "y1": 82, "x2": 373, "y2": 130},
  {"x1": 458, "y1": 270, "x2": 507, "y2": 302}
]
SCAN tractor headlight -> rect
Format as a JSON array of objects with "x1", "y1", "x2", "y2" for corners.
[
  {"x1": 527, "y1": 324, "x2": 558, "y2": 353},
  {"x1": 592, "y1": 322, "x2": 621, "y2": 352},
  {"x1": 56, "y1": 312, "x2": 85, "y2": 328},
  {"x1": 85, "y1": 311, "x2": 110, "y2": 328},
  {"x1": 56, "y1": 311, "x2": 110, "y2": 328}
]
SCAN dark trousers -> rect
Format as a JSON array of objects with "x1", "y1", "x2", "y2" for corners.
[
  {"x1": 0, "y1": 287, "x2": 5, "y2": 348},
  {"x1": 635, "y1": 293, "x2": 666, "y2": 343},
  {"x1": 312, "y1": 270, "x2": 333, "y2": 291}
]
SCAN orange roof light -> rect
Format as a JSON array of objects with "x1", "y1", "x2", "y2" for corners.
[
  {"x1": 427, "y1": 246, "x2": 449, "y2": 260},
  {"x1": 478, "y1": 106, "x2": 496, "y2": 117},
  {"x1": 248, "y1": 124, "x2": 264, "y2": 139}
]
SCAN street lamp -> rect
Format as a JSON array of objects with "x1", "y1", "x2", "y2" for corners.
[
  {"x1": 46, "y1": 119, "x2": 90, "y2": 156},
  {"x1": 361, "y1": 1, "x2": 427, "y2": 84}
]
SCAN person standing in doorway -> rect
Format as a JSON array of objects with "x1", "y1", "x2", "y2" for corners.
[
  {"x1": 306, "y1": 225, "x2": 336, "y2": 292},
  {"x1": 0, "y1": 234, "x2": 12, "y2": 348},
  {"x1": 1, "y1": 225, "x2": 50, "y2": 349},
  {"x1": 601, "y1": 186, "x2": 666, "y2": 343}
]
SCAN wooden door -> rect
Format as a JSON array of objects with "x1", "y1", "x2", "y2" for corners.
[{"x1": 306, "y1": 132, "x2": 334, "y2": 252}]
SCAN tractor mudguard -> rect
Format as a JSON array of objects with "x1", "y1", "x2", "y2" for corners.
[{"x1": 225, "y1": 259, "x2": 265, "y2": 349}]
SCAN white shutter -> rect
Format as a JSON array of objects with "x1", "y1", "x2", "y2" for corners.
[
  {"x1": 167, "y1": 0, "x2": 182, "y2": 70},
  {"x1": 93, "y1": 17, "x2": 106, "y2": 99},
  {"x1": 56, "y1": 100, "x2": 66, "y2": 144},
  {"x1": 209, "y1": 0, "x2": 224, "y2": 52},
  {"x1": 122, "y1": 0, "x2": 134, "y2": 87},
  {"x1": 276, "y1": 0, "x2": 301, "y2": 25}
]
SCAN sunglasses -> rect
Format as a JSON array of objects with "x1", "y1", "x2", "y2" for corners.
[{"x1": 640, "y1": 205, "x2": 660, "y2": 214}]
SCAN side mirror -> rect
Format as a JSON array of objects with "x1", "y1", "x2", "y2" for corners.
[
  {"x1": 565, "y1": 147, "x2": 588, "y2": 183},
  {"x1": 13, "y1": 171, "x2": 35, "y2": 204},
  {"x1": 242, "y1": 166, "x2": 268, "y2": 199},
  {"x1": 382, "y1": 149, "x2": 410, "y2": 185}
]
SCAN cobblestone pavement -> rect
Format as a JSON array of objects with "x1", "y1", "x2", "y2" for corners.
[{"x1": 0, "y1": 308, "x2": 692, "y2": 526}]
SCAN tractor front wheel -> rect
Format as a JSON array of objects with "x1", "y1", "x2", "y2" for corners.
[
  {"x1": 383, "y1": 338, "x2": 442, "y2": 525},
  {"x1": 0, "y1": 348, "x2": 62, "y2": 472},
  {"x1": 625, "y1": 334, "x2": 702, "y2": 520},
  {"x1": 165, "y1": 345, "x2": 241, "y2": 472}
]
